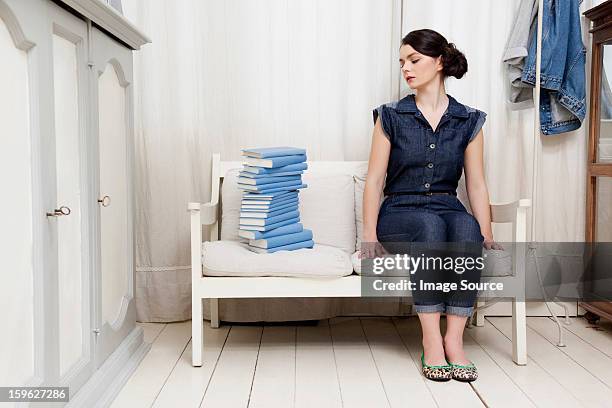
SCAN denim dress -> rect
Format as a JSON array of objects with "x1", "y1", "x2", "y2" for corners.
[{"x1": 373, "y1": 94, "x2": 486, "y2": 317}]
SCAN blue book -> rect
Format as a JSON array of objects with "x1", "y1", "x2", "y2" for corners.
[
  {"x1": 242, "y1": 191, "x2": 298, "y2": 201},
  {"x1": 243, "y1": 154, "x2": 306, "y2": 168},
  {"x1": 241, "y1": 201, "x2": 299, "y2": 214},
  {"x1": 238, "y1": 223, "x2": 304, "y2": 240},
  {"x1": 246, "y1": 183, "x2": 307, "y2": 195},
  {"x1": 237, "y1": 175, "x2": 301, "y2": 185},
  {"x1": 246, "y1": 239, "x2": 315, "y2": 254},
  {"x1": 240, "y1": 210, "x2": 300, "y2": 226},
  {"x1": 249, "y1": 229, "x2": 313, "y2": 249},
  {"x1": 239, "y1": 216, "x2": 300, "y2": 232},
  {"x1": 239, "y1": 170, "x2": 304, "y2": 178},
  {"x1": 238, "y1": 179, "x2": 303, "y2": 192},
  {"x1": 240, "y1": 204, "x2": 298, "y2": 219},
  {"x1": 242, "y1": 146, "x2": 306, "y2": 158},
  {"x1": 241, "y1": 197, "x2": 299, "y2": 209},
  {"x1": 242, "y1": 162, "x2": 308, "y2": 174}
]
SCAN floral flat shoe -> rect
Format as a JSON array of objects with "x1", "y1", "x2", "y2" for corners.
[
  {"x1": 421, "y1": 351, "x2": 452, "y2": 382},
  {"x1": 447, "y1": 360, "x2": 478, "y2": 382}
]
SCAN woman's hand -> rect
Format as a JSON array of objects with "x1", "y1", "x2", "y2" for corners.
[
  {"x1": 361, "y1": 233, "x2": 388, "y2": 258},
  {"x1": 483, "y1": 236, "x2": 503, "y2": 250}
]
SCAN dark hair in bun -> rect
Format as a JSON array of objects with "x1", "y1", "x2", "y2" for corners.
[{"x1": 401, "y1": 29, "x2": 468, "y2": 79}]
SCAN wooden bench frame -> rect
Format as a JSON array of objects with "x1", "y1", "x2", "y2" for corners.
[{"x1": 188, "y1": 153, "x2": 531, "y2": 366}]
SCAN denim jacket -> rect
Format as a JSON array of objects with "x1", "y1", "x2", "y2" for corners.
[{"x1": 521, "y1": 0, "x2": 586, "y2": 135}]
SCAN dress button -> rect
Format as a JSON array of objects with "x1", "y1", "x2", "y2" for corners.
[
  {"x1": 427, "y1": 163, "x2": 434, "y2": 169},
  {"x1": 424, "y1": 183, "x2": 431, "y2": 189},
  {"x1": 429, "y1": 143, "x2": 436, "y2": 149}
]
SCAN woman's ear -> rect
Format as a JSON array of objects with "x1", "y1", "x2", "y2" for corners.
[{"x1": 435, "y1": 55, "x2": 444, "y2": 72}]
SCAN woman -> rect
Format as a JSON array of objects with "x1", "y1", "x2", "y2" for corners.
[{"x1": 362, "y1": 29, "x2": 500, "y2": 382}]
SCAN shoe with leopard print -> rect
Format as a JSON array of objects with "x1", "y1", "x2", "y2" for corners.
[
  {"x1": 447, "y1": 360, "x2": 478, "y2": 382},
  {"x1": 421, "y1": 351, "x2": 452, "y2": 382}
]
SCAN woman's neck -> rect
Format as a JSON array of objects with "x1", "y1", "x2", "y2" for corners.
[{"x1": 414, "y1": 82, "x2": 448, "y2": 113}]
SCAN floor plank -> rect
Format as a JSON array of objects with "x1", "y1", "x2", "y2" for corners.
[
  {"x1": 360, "y1": 317, "x2": 436, "y2": 407},
  {"x1": 489, "y1": 316, "x2": 611, "y2": 407},
  {"x1": 561, "y1": 316, "x2": 612, "y2": 359},
  {"x1": 138, "y1": 322, "x2": 167, "y2": 344},
  {"x1": 329, "y1": 317, "x2": 390, "y2": 408},
  {"x1": 526, "y1": 317, "x2": 612, "y2": 390},
  {"x1": 111, "y1": 321, "x2": 191, "y2": 408},
  {"x1": 294, "y1": 320, "x2": 342, "y2": 408},
  {"x1": 199, "y1": 325, "x2": 263, "y2": 408},
  {"x1": 152, "y1": 322, "x2": 230, "y2": 408},
  {"x1": 393, "y1": 317, "x2": 484, "y2": 407},
  {"x1": 467, "y1": 318, "x2": 583, "y2": 408},
  {"x1": 248, "y1": 326, "x2": 296, "y2": 408}
]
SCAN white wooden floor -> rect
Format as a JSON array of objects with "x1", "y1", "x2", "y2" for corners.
[{"x1": 110, "y1": 316, "x2": 612, "y2": 408}]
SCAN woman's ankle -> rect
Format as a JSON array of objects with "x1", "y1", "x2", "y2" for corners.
[
  {"x1": 443, "y1": 334, "x2": 463, "y2": 347},
  {"x1": 422, "y1": 336, "x2": 446, "y2": 364}
]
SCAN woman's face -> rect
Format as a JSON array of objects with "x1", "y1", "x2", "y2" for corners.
[{"x1": 399, "y1": 44, "x2": 443, "y2": 90}]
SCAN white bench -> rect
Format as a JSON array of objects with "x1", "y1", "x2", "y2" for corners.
[{"x1": 188, "y1": 153, "x2": 530, "y2": 366}]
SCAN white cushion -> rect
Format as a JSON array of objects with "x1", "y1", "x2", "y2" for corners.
[
  {"x1": 299, "y1": 170, "x2": 356, "y2": 254},
  {"x1": 354, "y1": 175, "x2": 384, "y2": 252},
  {"x1": 220, "y1": 168, "x2": 243, "y2": 241},
  {"x1": 220, "y1": 167, "x2": 357, "y2": 254},
  {"x1": 202, "y1": 241, "x2": 353, "y2": 277}
]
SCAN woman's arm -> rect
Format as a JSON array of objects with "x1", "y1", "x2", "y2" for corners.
[
  {"x1": 463, "y1": 129, "x2": 498, "y2": 249},
  {"x1": 362, "y1": 117, "x2": 391, "y2": 257}
]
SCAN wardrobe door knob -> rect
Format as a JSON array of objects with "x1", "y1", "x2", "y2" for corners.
[
  {"x1": 98, "y1": 195, "x2": 111, "y2": 207},
  {"x1": 46, "y1": 206, "x2": 71, "y2": 217}
]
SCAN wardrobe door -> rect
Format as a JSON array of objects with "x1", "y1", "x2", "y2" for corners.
[
  {"x1": 0, "y1": 0, "x2": 40, "y2": 388},
  {"x1": 49, "y1": 2, "x2": 94, "y2": 393},
  {"x1": 90, "y1": 26, "x2": 137, "y2": 367}
]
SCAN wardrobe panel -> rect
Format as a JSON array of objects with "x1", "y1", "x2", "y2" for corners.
[
  {"x1": 0, "y1": 15, "x2": 34, "y2": 386},
  {"x1": 98, "y1": 63, "x2": 130, "y2": 327},
  {"x1": 52, "y1": 31, "x2": 85, "y2": 378}
]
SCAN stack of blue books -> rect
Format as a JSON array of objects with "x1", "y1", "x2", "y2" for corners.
[{"x1": 237, "y1": 147, "x2": 314, "y2": 253}]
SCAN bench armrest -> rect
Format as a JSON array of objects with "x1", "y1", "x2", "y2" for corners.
[
  {"x1": 490, "y1": 199, "x2": 531, "y2": 243},
  {"x1": 188, "y1": 200, "x2": 218, "y2": 226}
]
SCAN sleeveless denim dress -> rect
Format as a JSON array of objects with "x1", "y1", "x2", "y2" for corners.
[{"x1": 373, "y1": 94, "x2": 486, "y2": 317}]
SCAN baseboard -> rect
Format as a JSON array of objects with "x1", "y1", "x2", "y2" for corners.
[{"x1": 67, "y1": 326, "x2": 151, "y2": 408}]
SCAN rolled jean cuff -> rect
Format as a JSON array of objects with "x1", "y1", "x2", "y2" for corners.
[
  {"x1": 413, "y1": 303, "x2": 445, "y2": 314},
  {"x1": 445, "y1": 305, "x2": 474, "y2": 317}
]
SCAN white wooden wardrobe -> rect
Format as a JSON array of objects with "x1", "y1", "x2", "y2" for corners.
[{"x1": 0, "y1": 0, "x2": 149, "y2": 406}]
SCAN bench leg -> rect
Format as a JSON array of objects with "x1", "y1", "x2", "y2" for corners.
[
  {"x1": 475, "y1": 300, "x2": 485, "y2": 327},
  {"x1": 210, "y1": 298, "x2": 220, "y2": 328},
  {"x1": 192, "y1": 297, "x2": 203, "y2": 366},
  {"x1": 512, "y1": 298, "x2": 527, "y2": 365}
]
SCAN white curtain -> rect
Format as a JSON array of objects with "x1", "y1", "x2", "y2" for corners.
[
  {"x1": 123, "y1": 0, "x2": 400, "y2": 321},
  {"x1": 123, "y1": 0, "x2": 590, "y2": 322}
]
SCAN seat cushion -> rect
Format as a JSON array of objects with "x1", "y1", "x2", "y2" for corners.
[
  {"x1": 220, "y1": 167, "x2": 357, "y2": 254},
  {"x1": 202, "y1": 240, "x2": 353, "y2": 277},
  {"x1": 351, "y1": 248, "x2": 512, "y2": 277}
]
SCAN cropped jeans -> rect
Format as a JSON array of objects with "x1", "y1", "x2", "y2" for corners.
[{"x1": 376, "y1": 193, "x2": 484, "y2": 317}]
